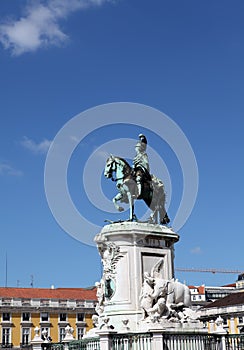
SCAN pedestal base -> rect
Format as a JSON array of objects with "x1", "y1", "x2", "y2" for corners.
[
  {"x1": 94, "y1": 222, "x2": 183, "y2": 332},
  {"x1": 93, "y1": 222, "x2": 203, "y2": 332}
]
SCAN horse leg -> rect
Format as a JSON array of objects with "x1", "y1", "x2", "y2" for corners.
[
  {"x1": 160, "y1": 206, "x2": 170, "y2": 225},
  {"x1": 127, "y1": 191, "x2": 137, "y2": 221},
  {"x1": 131, "y1": 203, "x2": 137, "y2": 221},
  {"x1": 149, "y1": 209, "x2": 157, "y2": 224},
  {"x1": 113, "y1": 193, "x2": 124, "y2": 212}
]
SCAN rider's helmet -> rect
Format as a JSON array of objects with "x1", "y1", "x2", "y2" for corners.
[{"x1": 136, "y1": 134, "x2": 147, "y2": 152}]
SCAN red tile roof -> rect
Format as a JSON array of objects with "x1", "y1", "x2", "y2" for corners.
[
  {"x1": 222, "y1": 283, "x2": 236, "y2": 288},
  {"x1": 188, "y1": 285, "x2": 205, "y2": 294},
  {"x1": 0, "y1": 287, "x2": 97, "y2": 300},
  {"x1": 197, "y1": 285, "x2": 205, "y2": 294}
]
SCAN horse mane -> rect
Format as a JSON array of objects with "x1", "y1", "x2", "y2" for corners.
[{"x1": 114, "y1": 156, "x2": 132, "y2": 169}]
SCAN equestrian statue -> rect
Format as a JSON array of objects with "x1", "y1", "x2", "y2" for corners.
[{"x1": 104, "y1": 134, "x2": 170, "y2": 225}]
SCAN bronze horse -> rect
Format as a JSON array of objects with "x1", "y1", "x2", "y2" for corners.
[{"x1": 104, "y1": 155, "x2": 170, "y2": 224}]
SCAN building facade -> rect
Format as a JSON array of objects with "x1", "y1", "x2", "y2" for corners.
[
  {"x1": 188, "y1": 276, "x2": 244, "y2": 334},
  {"x1": 236, "y1": 273, "x2": 244, "y2": 289},
  {"x1": 188, "y1": 284, "x2": 237, "y2": 309},
  {"x1": 200, "y1": 291, "x2": 244, "y2": 334},
  {"x1": 188, "y1": 285, "x2": 206, "y2": 306},
  {"x1": 0, "y1": 287, "x2": 97, "y2": 348}
]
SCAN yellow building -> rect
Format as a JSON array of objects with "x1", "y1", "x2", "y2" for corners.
[
  {"x1": 0, "y1": 287, "x2": 97, "y2": 348},
  {"x1": 200, "y1": 291, "x2": 244, "y2": 334}
]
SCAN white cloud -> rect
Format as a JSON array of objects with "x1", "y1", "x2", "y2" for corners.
[
  {"x1": 21, "y1": 136, "x2": 52, "y2": 154},
  {"x1": 0, "y1": 163, "x2": 23, "y2": 176},
  {"x1": 0, "y1": 0, "x2": 114, "y2": 56},
  {"x1": 94, "y1": 150, "x2": 109, "y2": 159},
  {"x1": 190, "y1": 246, "x2": 202, "y2": 255},
  {"x1": 70, "y1": 135, "x2": 80, "y2": 143}
]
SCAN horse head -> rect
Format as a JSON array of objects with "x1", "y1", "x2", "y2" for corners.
[
  {"x1": 104, "y1": 155, "x2": 116, "y2": 179},
  {"x1": 104, "y1": 155, "x2": 133, "y2": 184}
]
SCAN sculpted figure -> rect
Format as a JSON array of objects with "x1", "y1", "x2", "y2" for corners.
[
  {"x1": 148, "y1": 297, "x2": 169, "y2": 321},
  {"x1": 165, "y1": 279, "x2": 191, "y2": 309},
  {"x1": 140, "y1": 259, "x2": 169, "y2": 320},
  {"x1": 133, "y1": 134, "x2": 151, "y2": 198},
  {"x1": 92, "y1": 315, "x2": 99, "y2": 328},
  {"x1": 95, "y1": 281, "x2": 105, "y2": 315},
  {"x1": 140, "y1": 272, "x2": 154, "y2": 319}
]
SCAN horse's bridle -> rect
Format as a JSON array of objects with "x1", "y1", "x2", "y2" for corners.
[
  {"x1": 110, "y1": 160, "x2": 124, "y2": 182},
  {"x1": 108, "y1": 158, "x2": 130, "y2": 182}
]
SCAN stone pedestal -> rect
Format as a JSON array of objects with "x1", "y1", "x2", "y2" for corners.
[{"x1": 94, "y1": 222, "x2": 179, "y2": 332}]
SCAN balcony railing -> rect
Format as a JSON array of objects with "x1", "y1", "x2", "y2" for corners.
[
  {"x1": 20, "y1": 344, "x2": 33, "y2": 350},
  {"x1": 69, "y1": 338, "x2": 100, "y2": 350},
  {"x1": 0, "y1": 299, "x2": 95, "y2": 309},
  {"x1": 0, "y1": 343, "x2": 13, "y2": 349},
  {"x1": 225, "y1": 335, "x2": 244, "y2": 350}
]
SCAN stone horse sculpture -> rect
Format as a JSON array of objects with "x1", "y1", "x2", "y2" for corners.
[{"x1": 104, "y1": 155, "x2": 170, "y2": 224}]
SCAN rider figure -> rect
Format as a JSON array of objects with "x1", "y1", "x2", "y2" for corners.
[{"x1": 133, "y1": 134, "x2": 151, "y2": 198}]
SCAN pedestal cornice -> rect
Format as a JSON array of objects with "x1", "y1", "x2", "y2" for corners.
[{"x1": 97, "y1": 222, "x2": 179, "y2": 245}]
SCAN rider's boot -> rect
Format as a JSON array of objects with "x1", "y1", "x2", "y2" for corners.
[{"x1": 137, "y1": 182, "x2": 142, "y2": 199}]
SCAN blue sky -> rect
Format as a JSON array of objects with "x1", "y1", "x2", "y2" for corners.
[{"x1": 0, "y1": 0, "x2": 243, "y2": 289}]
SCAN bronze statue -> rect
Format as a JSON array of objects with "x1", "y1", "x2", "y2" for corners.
[{"x1": 104, "y1": 134, "x2": 170, "y2": 225}]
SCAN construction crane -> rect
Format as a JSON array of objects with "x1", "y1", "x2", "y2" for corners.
[{"x1": 175, "y1": 268, "x2": 243, "y2": 274}]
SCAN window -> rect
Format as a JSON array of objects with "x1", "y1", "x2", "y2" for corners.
[
  {"x1": 22, "y1": 313, "x2": 30, "y2": 322},
  {"x1": 77, "y1": 328, "x2": 84, "y2": 340},
  {"x1": 60, "y1": 313, "x2": 67, "y2": 322},
  {"x1": 2, "y1": 328, "x2": 11, "y2": 345},
  {"x1": 59, "y1": 328, "x2": 66, "y2": 342},
  {"x1": 40, "y1": 313, "x2": 49, "y2": 322},
  {"x1": 223, "y1": 318, "x2": 228, "y2": 325},
  {"x1": 77, "y1": 313, "x2": 84, "y2": 322},
  {"x1": 22, "y1": 328, "x2": 30, "y2": 345},
  {"x1": 2, "y1": 313, "x2": 10, "y2": 321}
]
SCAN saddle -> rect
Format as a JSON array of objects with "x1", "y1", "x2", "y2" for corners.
[{"x1": 133, "y1": 166, "x2": 152, "y2": 182}]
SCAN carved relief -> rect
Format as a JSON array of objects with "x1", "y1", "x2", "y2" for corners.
[
  {"x1": 99, "y1": 242, "x2": 124, "y2": 280},
  {"x1": 140, "y1": 258, "x2": 199, "y2": 324},
  {"x1": 95, "y1": 238, "x2": 124, "y2": 315}
]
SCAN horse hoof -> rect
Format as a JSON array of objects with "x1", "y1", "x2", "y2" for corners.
[{"x1": 161, "y1": 215, "x2": 170, "y2": 225}]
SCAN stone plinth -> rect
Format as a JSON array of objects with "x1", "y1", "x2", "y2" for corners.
[{"x1": 94, "y1": 222, "x2": 179, "y2": 332}]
